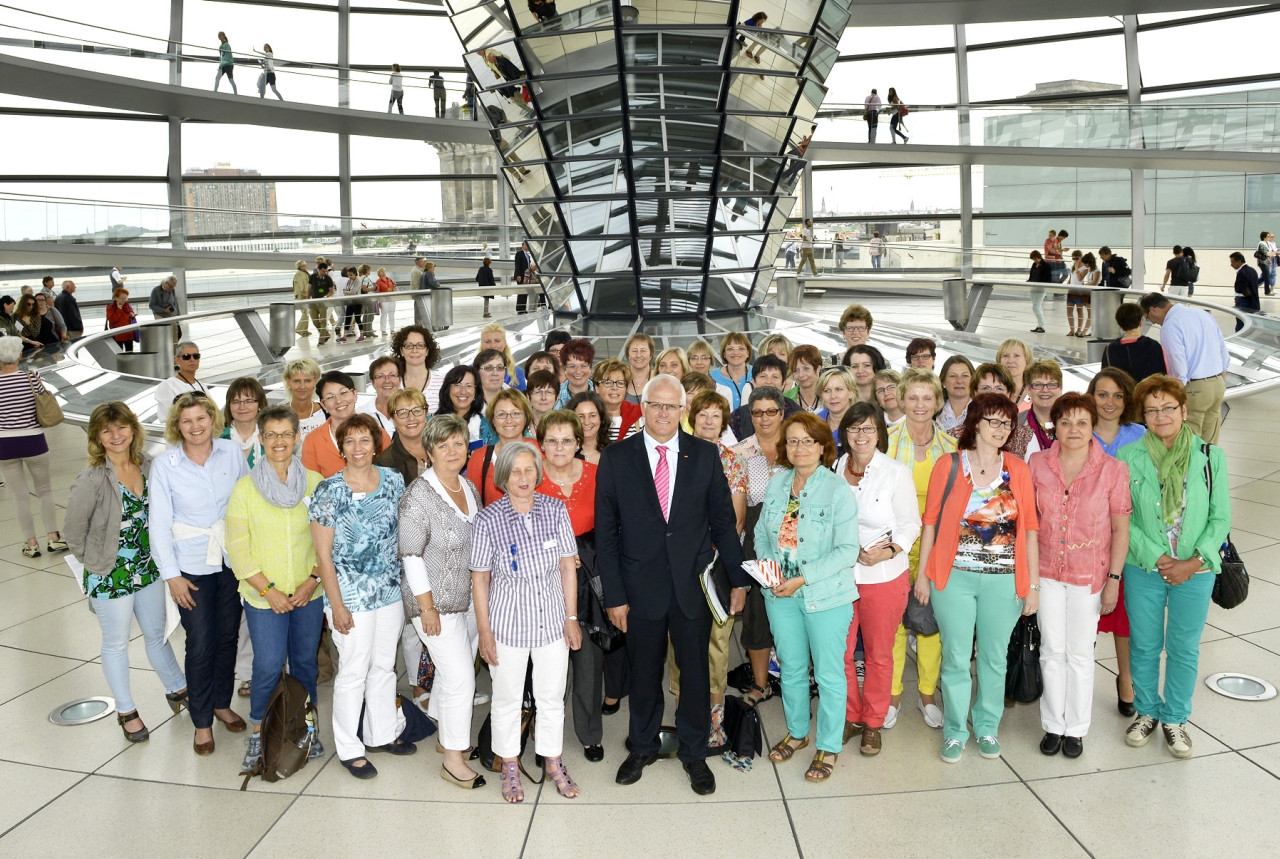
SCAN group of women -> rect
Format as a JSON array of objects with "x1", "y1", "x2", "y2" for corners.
[{"x1": 46, "y1": 307, "x2": 1229, "y2": 800}]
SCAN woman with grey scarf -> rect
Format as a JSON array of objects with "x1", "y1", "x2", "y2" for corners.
[{"x1": 225, "y1": 404, "x2": 328, "y2": 771}]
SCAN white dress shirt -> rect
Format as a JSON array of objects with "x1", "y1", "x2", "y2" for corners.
[{"x1": 834, "y1": 450, "x2": 921, "y2": 585}]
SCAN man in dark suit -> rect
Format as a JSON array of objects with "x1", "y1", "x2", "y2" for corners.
[
  {"x1": 596, "y1": 374, "x2": 749, "y2": 796},
  {"x1": 514, "y1": 240, "x2": 536, "y2": 314}
]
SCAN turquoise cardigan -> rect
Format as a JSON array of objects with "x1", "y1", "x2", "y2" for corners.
[
  {"x1": 753, "y1": 466, "x2": 860, "y2": 613},
  {"x1": 1118, "y1": 434, "x2": 1231, "y2": 573}
]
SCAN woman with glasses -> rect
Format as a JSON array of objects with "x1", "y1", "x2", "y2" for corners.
[
  {"x1": 466, "y1": 389, "x2": 537, "y2": 506},
  {"x1": 475, "y1": 348, "x2": 511, "y2": 444},
  {"x1": 817, "y1": 367, "x2": 856, "y2": 452},
  {"x1": 757, "y1": 413, "x2": 859, "y2": 782},
  {"x1": 834, "y1": 304, "x2": 873, "y2": 363},
  {"x1": 222, "y1": 378, "x2": 267, "y2": 468},
  {"x1": 884, "y1": 368, "x2": 956, "y2": 729},
  {"x1": 623, "y1": 333, "x2": 655, "y2": 404},
  {"x1": 971, "y1": 362, "x2": 1034, "y2": 454},
  {"x1": 835, "y1": 403, "x2": 920, "y2": 757},
  {"x1": 568, "y1": 391, "x2": 610, "y2": 466},
  {"x1": 785, "y1": 345, "x2": 824, "y2": 414},
  {"x1": 712, "y1": 332, "x2": 754, "y2": 410},
  {"x1": 522, "y1": 351, "x2": 561, "y2": 385},
  {"x1": 915, "y1": 393, "x2": 1040, "y2": 764},
  {"x1": 874, "y1": 369, "x2": 904, "y2": 425},
  {"x1": 1011, "y1": 360, "x2": 1064, "y2": 460},
  {"x1": 391, "y1": 325, "x2": 444, "y2": 413},
  {"x1": 399, "y1": 415, "x2": 486, "y2": 789},
  {"x1": 481, "y1": 324, "x2": 526, "y2": 391},
  {"x1": 593, "y1": 358, "x2": 643, "y2": 442},
  {"x1": 302, "y1": 370, "x2": 393, "y2": 478},
  {"x1": 555, "y1": 339, "x2": 596, "y2": 408},
  {"x1": 435, "y1": 365, "x2": 485, "y2": 451},
  {"x1": 283, "y1": 358, "x2": 327, "y2": 443},
  {"x1": 937, "y1": 355, "x2": 975, "y2": 434},
  {"x1": 150, "y1": 391, "x2": 250, "y2": 755},
  {"x1": 525, "y1": 370, "x2": 559, "y2": 429},
  {"x1": 226, "y1": 405, "x2": 328, "y2": 771},
  {"x1": 905, "y1": 338, "x2": 936, "y2": 372},
  {"x1": 358, "y1": 356, "x2": 403, "y2": 436},
  {"x1": 472, "y1": 442, "x2": 581, "y2": 802},
  {"x1": 1118, "y1": 375, "x2": 1230, "y2": 760},
  {"x1": 153, "y1": 342, "x2": 209, "y2": 416},
  {"x1": 375, "y1": 389, "x2": 431, "y2": 485},
  {"x1": 311, "y1": 413, "x2": 412, "y2": 779}
]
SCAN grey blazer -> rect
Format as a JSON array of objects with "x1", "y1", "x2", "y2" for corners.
[{"x1": 65, "y1": 454, "x2": 154, "y2": 575}]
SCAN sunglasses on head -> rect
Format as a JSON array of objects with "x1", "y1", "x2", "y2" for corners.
[{"x1": 173, "y1": 391, "x2": 210, "y2": 404}]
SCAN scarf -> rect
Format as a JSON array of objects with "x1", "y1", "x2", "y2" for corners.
[
  {"x1": 251, "y1": 456, "x2": 309, "y2": 509},
  {"x1": 1143, "y1": 423, "x2": 1193, "y2": 526},
  {"x1": 1028, "y1": 409, "x2": 1054, "y2": 452}
]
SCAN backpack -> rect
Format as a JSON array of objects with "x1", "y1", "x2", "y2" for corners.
[
  {"x1": 1178, "y1": 257, "x2": 1200, "y2": 284},
  {"x1": 239, "y1": 670, "x2": 315, "y2": 790},
  {"x1": 1110, "y1": 256, "x2": 1133, "y2": 287}
]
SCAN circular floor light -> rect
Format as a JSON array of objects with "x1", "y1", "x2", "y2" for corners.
[
  {"x1": 48, "y1": 696, "x2": 116, "y2": 726},
  {"x1": 1204, "y1": 673, "x2": 1277, "y2": 702}
]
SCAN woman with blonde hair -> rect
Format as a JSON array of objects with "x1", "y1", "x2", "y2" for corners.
[
  {"x1": 655, "y1": 347, "x2": 690, "y2": 379},
  {"x1": 282, "y1": 358, "x2": 327, "y2": 441},
  {"x1": 66, "y1": 401, "x2": 188, "y2": 743},
  {"x1": 593, "y1": 358, "x2": 643, "y2": 441},
  {"x1": 816, "y1": 367, "x2": 857, "y2": 451},
  {"x1": 481, "y1": 323, "x2": 526, "y2": 391},
  {"x1": 997, "y1": 339, "x2": 1034, "y2": 412},
  {"x1": 712, "y1": 331, "x2": 754, "y2": 410}
]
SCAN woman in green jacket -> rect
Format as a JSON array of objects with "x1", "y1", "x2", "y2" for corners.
[
  {"x1": 755, "y1": 412, "x2": 860, "y2": 782},
  {"x1": 1118, "y1": 375, "x2": 1231, "y2": 760}
]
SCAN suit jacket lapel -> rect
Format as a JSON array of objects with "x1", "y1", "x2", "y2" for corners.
[
  {"x1": 631, "y1": 433, "x2": 665, "y2": 521},
  {"x1": 667, "y1": 431, "x2": 696, "y2": 522}
]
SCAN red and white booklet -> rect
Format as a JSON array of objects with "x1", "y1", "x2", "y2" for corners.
[{"x1": 741, "y1": 559, "x2": 784, "y2": 589}]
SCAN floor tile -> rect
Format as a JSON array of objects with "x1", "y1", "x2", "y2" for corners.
[
  {"x1": 0, "y1": 775, "x2": 291, "y2": 857},
  {"x1": 1206, "y1": 577, "x2": 1280, "y2": 636},
  {"x1": 0, "y1": 760, "x2": 84, "y2": 836},
  {"x1": 0, "y1": 602, "x2": 108, "y2": 662},
  {"x1": 1238, "y1": 542, "x2": 1280, "y2": 586},
  {"x1": 0, "y1": 570, "x2": 82, "y2": 631},
  {"x1": 1030, "y1": 753, "x2": 1280, "y2": 859},
  {"x1": 1239, "y1": 742, "x2": 1280, "y2": 779},
  {"x1": 1188, "y1": 637, "x2": 1280, "y2": 750},
  {"x1": 0, "y1": 646, "x2": 83, "y2": 706}
]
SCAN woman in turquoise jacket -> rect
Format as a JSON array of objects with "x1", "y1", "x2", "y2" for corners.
[
  {"x1": 754, "y1": 412, "x2": 860, "y2": 782},
  {"x1": 1118, "y1": 375, "x2": 1230, "y2": 760}
]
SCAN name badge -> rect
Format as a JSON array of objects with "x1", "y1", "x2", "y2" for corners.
[
  {"x1": 352, "y1": 492, "x2": 367, "y2": 501},
  {"x1": 542, "y1": 540, "x2": 557, "y2": 549}
]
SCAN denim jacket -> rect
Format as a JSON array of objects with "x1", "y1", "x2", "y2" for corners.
[{"x1": 753, "y1": 466, "x2": 859, "y2": 613}]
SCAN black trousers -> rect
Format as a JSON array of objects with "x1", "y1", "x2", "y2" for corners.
[
  {"x1": 178, "y1": 565, "x2": 242, "y2": 729},
  {"x1": 626, "y1": 589, "x2": 711, "y2": 763}
]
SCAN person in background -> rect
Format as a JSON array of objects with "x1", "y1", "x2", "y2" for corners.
[
  {"x1": 1027, "y1": 250, "x2": 1053, "y2": 334},
  {"x1": 388, "y1": 63, "x2": 404, "y2": 114},
  {"x1": 283, "y1": 358, "x2": 327, "y2": 442},
  {"x1": 1101, "y1": 302, "x2": 1166, "y2": 383},
  {"x1": 54, "y1": 281, "x2": 83, "y2": 339},
  {"x1": 1098, "y1": 246, "x2": 1132, "y2": 287},
  {"x1": 514, "y1": 240, "x2": 539, "y2": 314},
  {"x1": 66, "y1": 402, "x2": 188, "y2": 744},
  {"x1": 915, "y1": 394, "x2": 1040, "y2": 764},
  {"x1": 864, "y1": 87, "x2": 881, "y2": 143},
  {"x1": 0, "y1": 336, "x2": 65, "y2": 558},
  {"x1": 1259, "y1": 230, "x2": 1277, "y2": 296},
  {"x1": 904, "y1": 337, "x2": 936, "y2": 372},
  {"x1": 372, "y1": 266, "x2": 395, "y2": 336},
  {"x1": 869, "y1": 231, "x2": 884, "y2": 269},
  {"x1": 153, "y1": 342, "x2": 209, "y2": 418},
  {"x1": 937, "y1": 355, "x2": 974, "y2": 434},
  {"x1": 214, "y1": 31, "x2": 238, "y2": 93},
  {"x1": 1029, "y1": 393, "x2": 1131, "y2": 759},
  {"x1": 555, "y1": 339, "x2": 595, "y2": 407},
  {"x1": 252, "y1": 43, "x2": 283, "y2": 99},
  {"x1": 997, "y1": 339, "x2": 1034, "y2": 412},
  {"x1": 1119, "y1": 375, "x2": 1230, "y2": 760},
  {"x1": 149, "y1": 275, "x2": 182, "y2": 340},
  {"x1": 1161, "y1": 245, "x2": 1189, "y2": 296},
  {"x1": 757, "y1": 413, "x2": 859, "y2": 782},
  {"x1": 569, "y1": 391, "x2": 610, "y2": 467},
  {"x1": 874, "y1": 369, "x2": 904, "y2": 425},
  {"x1": 886, "y1": 87, "x2": 908, "y2": 144},
  {"x1": 302, "y1": 371, "x2": 392, "y2": 478},
  {"x1": 835, "y1": 403, "x2": 920, "y2": 757},
  {"x1": 105, "y1": 288, "x2": 138, "y2": 352},
  {"x1": 307, "y1": 262, "x2": 334, "y2": 345},
  {"x1": 226, "y1": 405, "x2": 327, "y2": 770},
  {"x1": 785, "y1": 344, "x2": 824, "y2": 413},
  {"x1": 476, "y1": 257, "x2": 496, "y2": 318},
  {"x1": 0, "y1": 295, "x2": 18, "y2": 338},
  {"x1": 798, "y1": 218, "x2": 819, "y2": 278},
  {"x1": 292, "y1": 261, "x2": 312, "y2": 336},
  {"x1": 14, "y1": 294, "x2": 54, "y2": 352},
  {"x1": 526, "y1": 369, "x2": 560, "y2": 428},
  {"x1": 435, "y1": 365, "x2": 485, "y2": 449},
  {"x1": 429, "y1": 69, "x2": 447, "y2": 118},
  {"x1": 149, "y1": 391, "x2": 249, "y2": 755},
  {"x1": 375, "y1": 389, "x2": 431, "y2": 485},
  {"x1": 34, "y1": 293, "x2": 67, "y2": 344},
  {"x1": 357, "y1": 263, "x2": 377, "y2": 339},
  {"x1": 337, "y1": 266, "x2": 363, "y2": 344},
  {"x1": 1138, "y1": 293, "x2": 1228, "y2": 445},
  {"x1": 1230, "y1": 251, "x2": 1261, "y2": 331}
]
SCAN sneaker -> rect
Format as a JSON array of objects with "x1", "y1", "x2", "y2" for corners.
[
  {"x1": 883, "y1": 704, "x2": 899, "y2": 730},
  {"x1": 473, "y1": 692, "x2": 490, "y2": 706},
  {"x1": 842, "y1": 721, "x2": 864, "y2": 746},
  {"x1": 1125, "y1": 715, "x2": 1159, "y2": 748},
  {"x1": 1162, "y1": 723, "x2": 1193, "y2": 759},
  {"x1": 309, "y1": 735, "x2": 326, "y2": 760},
  {"x1": 855, "y1": 659, "x2": 865, "y2": 681},
  {"x1": 940, "y1": 738, "x2": 964, "y2": 763},
  {"x1": 241, "y1": 734, "x2": 262, "y2": 771},
  {"x1": 977, "y1": 735, "x2": 1001, "y2": 759},
  {"x1": 917, "y1": 699, "x2": 943, "y2": 729}
]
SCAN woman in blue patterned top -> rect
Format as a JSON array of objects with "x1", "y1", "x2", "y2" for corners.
[{"x1": 311, "y1": 412, "x2": 410, "y2": 779}]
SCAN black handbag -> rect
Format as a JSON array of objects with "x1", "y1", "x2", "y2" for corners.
[
  {"x1": 904, "y1": 454, "x2": 960, "y2": 635},
  {"x1": 1212, "y1": 538, "x2": 1249, "y2": 609},
  {"x1": 575, "y1": 533, "x2": 625, "y2": 652},
  {"x1": 712, "y1": 695, "x2": 763, "y2": 759},
  {"x1": 1005, "y1": 613, "x2": 1043, "y2": 704}
]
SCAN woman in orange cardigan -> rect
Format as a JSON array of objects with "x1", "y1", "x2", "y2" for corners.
[{"x1": 913, "y1": 393, "x2": 1040, "y2": 764}]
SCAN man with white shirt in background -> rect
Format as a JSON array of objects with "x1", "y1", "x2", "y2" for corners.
[
  {"x1": 864, "y1": 88, "x2": 881, "y2": 144},
  {"x1": 1138, "y1": 292, "x2": 1229, "y2": 444}
]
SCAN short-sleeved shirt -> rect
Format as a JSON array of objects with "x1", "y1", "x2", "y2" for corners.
[
  {"x1": 952, "y1": 453, "x2": 1019, "y2": 575},
  {"x1": 310, "y1": 466, "x2": 405, "y2": 613},
  {"x1": 535, "y1": 460, "x2": 597, "y2": 536},
  {"x1": 718, "y1": 442, "x2": 748, "y2": 495},
  {"x1": 470, "y1": 494, "x2": 578, "y2": 648}
]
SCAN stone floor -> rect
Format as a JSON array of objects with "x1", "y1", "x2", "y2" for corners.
[{"x1": 2, "y1": 290, "x2": 1279, "y2": 858}]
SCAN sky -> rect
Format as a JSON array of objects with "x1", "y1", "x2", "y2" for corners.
[{"x1": 2, "y1": 1, "x2": 1277, "y2": 237}]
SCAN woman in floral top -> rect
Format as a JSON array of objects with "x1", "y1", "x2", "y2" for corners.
[{"x1": 310, "y1": 413, "x2": 409, "y2": 779}]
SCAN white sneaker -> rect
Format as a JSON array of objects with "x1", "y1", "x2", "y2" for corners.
[
  {"x1": 883, "y1": 704, "x2": 899, "y2": 730},
  {"x1": 917, "y1": 699, "x2": 943, "y2": 729},
  {"x1": 473, "y1": 692, "x2": 490, "y2": 705},
  {"x1": 1162, "y1": 722, "x2": 1193, "y2": 759}
]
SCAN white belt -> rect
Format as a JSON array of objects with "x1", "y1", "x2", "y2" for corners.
[{"x1": 171, "y1": 520, "x2": 227, "y2": 567}]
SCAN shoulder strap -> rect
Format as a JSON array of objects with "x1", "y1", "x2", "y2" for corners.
[
  {"x1": 481, "y1": 445, "x2": 496, "y2": 505},
  {"x1": 940, "y1": 452, "x2": 960, "y2": 509},
  {"x1": 1202, "y1": 441, "x2": 1212, "y2": 497}
]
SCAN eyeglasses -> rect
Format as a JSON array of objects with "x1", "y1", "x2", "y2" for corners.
[
  {"x1": 450, "y1": 382, "x2": 476, "y2": 392},
  {"x1": 179, "y1": 353, "x2": 201, "y2": 360},
  {"x1": 372, "y1": 373, "x2": 400, "y2": 382},
  {"x1": 173, "y1": 391, "x2": 210, "y2": 404},
  {"x1": 845, "y1": 425, "x2": 879, "y2": 436},
  {"x1": 479, "y1": 363, "x2": 506, "y2": 373},
  {"x1": 261, "y1": 431, "x2": 297, "y2": 441},
  {"x1": 1029, "y1": 381, "x2": 1061, "y2": 391},
  {"x1": 908, "y1": 352, "x2": 934, "y2": 362},
  {"x1": 598, "y1": 379, "x2": 627, "y2": 389},
  {"x1": 976, "y1": 385, "x2": 1007, "y2": 394},
  {"x1": 494, "y1": 411, "x2": 523, "y2": 421},
  {"x1": 785, "y1": 437, "x2": 819, "y2": 448},
  {"x1": 750, "y1": 407, "x2": 781, "y2": 418},
  {"x1": 230, "y1": 398, "x2": 258, "y2": 407},
  {"x1": 874, "y1": 386, "x2": 896, "y2": 397},
  {"x1": 401, "y1": 342, "x2": 428, "y2": 351},
  {"x1": 543, "y1": 437, "x2": 577, "y2": 448},
  {"x1": 393, "y1": 406, "x2": 426, "y2": 419},
  {"x1": 1143, "y1": 405, "x2": 1181, "y2": 419},
  {"x1": 980, "y1": 417, "x2": 1014, "y2": 430},
  {"x1": 643, "y1": 401, "x2": 682, "y2": 413},
  {"x1": 843, "y1": 324, "x2": 869, "y2": 334},
  {"x1": 320, "y1": 388, "x2": 354, "y2": 404}
]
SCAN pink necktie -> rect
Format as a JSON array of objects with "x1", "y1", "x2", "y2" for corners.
[{"x1": 655, "y1": 445, "x2": 670, "y2": 521}]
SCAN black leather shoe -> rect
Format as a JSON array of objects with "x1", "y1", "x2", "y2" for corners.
[
  {"x1": 1039, "y1": 732, "x2": 1062, "y2": 756},
  {"x1": 1117, "y1": 678, "x2": 1136, "y2": 717},
  {"x1": 1062, "y1": 736, "x2": 1083, "y2": 758},
  {"x1": 601, "y1": 699, "x2": 621, "y2": 716},
  {"x1": 683, "y1": 760, "x2": 716, "y2": 795},
  {"x1": 615, "y1": 751, "x2": 658, "y2": 785},
  {"x1": 369, "y1": 739, "x2": 417, "y2": 756},
  {"x1": 584, "y1": 744, "x2": 604, "y2": 762}
]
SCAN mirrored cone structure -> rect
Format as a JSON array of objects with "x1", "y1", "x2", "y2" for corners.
[{"x1": 448, "y1": 0, "x2": 849, "y2": 319}]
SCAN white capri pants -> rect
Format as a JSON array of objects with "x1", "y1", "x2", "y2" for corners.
[
  {"x1": 327, "y1": 601, "x2": 405, "y2": 760},
  {"x1": 1, "y1": 453, "x2": 57, "y2": 541},
  {"x1": 1038, "y1": 577, "x2": 1102, "y2": 737},
  {"x1": 489, "y1": 637, "x2": 569, "y2": 759},
  {"x1": 413, "y1": 607, "x2": 479, "y2": 751}
]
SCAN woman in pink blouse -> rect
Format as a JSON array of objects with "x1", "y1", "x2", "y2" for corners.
[{"x1": 1028, "y1": 393, "x2": 1131, "y2": 759}]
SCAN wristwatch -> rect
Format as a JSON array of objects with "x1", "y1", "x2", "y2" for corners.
[
  {"x1": 311, "y1": 574, "x2": 322, "y2": 585},
  {"x1": 1108, "y1": 573, "x2": 1122, "y2": 581}
]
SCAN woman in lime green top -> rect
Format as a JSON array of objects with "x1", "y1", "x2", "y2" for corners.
[{"x1": 225, "y1": 404, "x2": 325, "y2": 771}]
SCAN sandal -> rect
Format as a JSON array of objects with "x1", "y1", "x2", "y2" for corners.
[
  {"x1": 544, "y1": 755, "x2": 580, "y2": 799},
  {"x1": 499, "y1": 758, "x2": 524, "y2": 803},
  {"x1": 238, "y1": 680, "x2": 251, "y2": 697},
  {"x1": 744, "y1": 683, "x2": 773, "y2": 707},
  {"x1": 804, "y1": 750, "x2": 837, "y2": 782},
  {"x1": 768, "y1": 733, "x2": 810, "y2": 762}
]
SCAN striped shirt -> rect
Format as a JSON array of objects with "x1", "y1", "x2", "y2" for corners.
[
  {"x1": 470, "y1": 494, "x2": 577, "y2": 648},
  {"x1": 0, "y1": 370, "x2": 42, "y2": 434},
  {"x1": 886, "y1": 421, "x2": 957, "y2": 469}
]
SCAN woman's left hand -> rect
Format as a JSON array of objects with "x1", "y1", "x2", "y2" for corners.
[
  {"x1": 564, "y1": 618, "x2": 582, "y2": 651},
  {"x1": 771, "y1": 576, "x2": 804, "y2": 598},
  {"x1": 1156, "y1": 555, "x2": 1200, "y2": 586},
  {"x1": 1022, "y1": 589, "x2": 1040, "y2": 616}
]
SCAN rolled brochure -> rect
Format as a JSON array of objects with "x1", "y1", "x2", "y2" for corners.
[{"x1": 741, "y1": 558, "x2": 784, "y2": 589}]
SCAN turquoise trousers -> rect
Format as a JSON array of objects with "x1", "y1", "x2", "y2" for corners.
[
  {"x1": 1123, "y1": 563, "x2": 1214, "y2": 725},
  {"x1": 764, "y1": 597, "x2": 853, "y2": 754},
  {"x1": 930, "y1": 568, "x2": 1023, "y2": 744}
]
